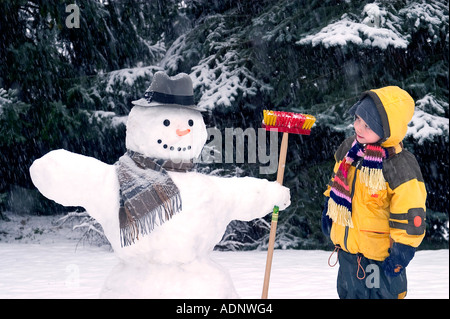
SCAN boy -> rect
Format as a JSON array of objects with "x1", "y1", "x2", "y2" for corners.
[{"x1": 322, "y1": 86, "x2": 426, "y2": 299}]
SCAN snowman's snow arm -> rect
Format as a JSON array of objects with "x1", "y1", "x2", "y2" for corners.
[
  {"x1": 210, "y1": 176, "x2": 291, "y2": 222},
  {"x1": 29, "y1": 149, "x2": 119, "y2": 221}
]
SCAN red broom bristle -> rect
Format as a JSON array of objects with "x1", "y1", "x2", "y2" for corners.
[{"x1": 262, "y1": 110, "x2": 316, "y2": 135}]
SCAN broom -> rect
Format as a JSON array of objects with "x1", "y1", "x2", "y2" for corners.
[{"x1": 261, "y1": 110, "x2": 316, "y2": 299}]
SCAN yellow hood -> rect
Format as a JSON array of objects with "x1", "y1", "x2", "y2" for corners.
[{"x1": 362, "y1": 86, "x2": 415, "y2": 148}]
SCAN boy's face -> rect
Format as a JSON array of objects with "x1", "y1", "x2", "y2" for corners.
[{"x1": 353, "y1": 115, "x2": 381, "y2": 144}]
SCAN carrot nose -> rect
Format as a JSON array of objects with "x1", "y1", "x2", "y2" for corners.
[{"x1": 176, "y1": 129, "x2": 191, "y2": 136}]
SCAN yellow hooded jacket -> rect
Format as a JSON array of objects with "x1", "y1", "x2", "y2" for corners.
[{"x1": 324, "y1": 86, "x2": 427, "y2": 261}]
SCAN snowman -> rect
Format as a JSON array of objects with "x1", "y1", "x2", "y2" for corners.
[{"x1": 30, "y1": 71, "x2": 290, "y2": 298}]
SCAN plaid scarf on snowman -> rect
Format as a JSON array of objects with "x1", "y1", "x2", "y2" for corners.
[
  {"x1": 327, "y1": 140, "x2": 389, "y2": 228},
  {"x1": 116, "y1": 150, "x2": 195, "y2": 247}
]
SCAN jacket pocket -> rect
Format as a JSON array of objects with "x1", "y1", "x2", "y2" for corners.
[
  {"x1": 365, "y1": 188, "x2": 389, "y2": 210},
  {"x1": 359, "y1": 225, "x2": 391, "y2": 260},
  {"x1": 358, "y1": 188, "x2": 391, "y2": 260},
  {"x1": 359, "y1": 186, "x2": 390, "y2": 233}
]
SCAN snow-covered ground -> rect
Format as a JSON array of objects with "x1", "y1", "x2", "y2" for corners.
[{"x1": 0, "y1": 214, "x2": 448, "y2": 299}]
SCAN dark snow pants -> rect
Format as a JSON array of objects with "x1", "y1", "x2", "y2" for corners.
[{"x1": 337, "y1": 250, "x2": 407, "y2": 299}]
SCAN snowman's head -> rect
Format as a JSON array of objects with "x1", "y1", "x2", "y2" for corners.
[
  {"x1": 126, "y1": 72, "x2": 207, "y2": 162},
  {"x1": 125, "y1": 105, "x2": 207, "y2": 161}
]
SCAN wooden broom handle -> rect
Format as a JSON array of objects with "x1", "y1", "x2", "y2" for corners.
[
  {"x1": 275, "y1": 132, "x2": 289, "y2": 185},
  {"x1": 262, "y1": 132, "x2": 289, "y2": 299}
]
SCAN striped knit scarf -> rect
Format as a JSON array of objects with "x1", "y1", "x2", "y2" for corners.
[
  {"x1": 116, "y1": 150, "x2": 195, "y2": 247},
  {"x1": 327, "y1": 140, "x2": 388, "y2": 228}
]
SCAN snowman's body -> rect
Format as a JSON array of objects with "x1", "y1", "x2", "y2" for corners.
[{"x1": 30, "y1": 74, "x2": 290, "y2": 298}]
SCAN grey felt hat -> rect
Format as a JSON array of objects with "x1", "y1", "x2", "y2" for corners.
[{"x1": 132, "y1": 71, "x2": 205, "y2": 111}]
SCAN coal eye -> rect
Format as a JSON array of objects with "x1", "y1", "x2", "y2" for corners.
[
  {"x1": 163, "y1": 119, "x2": 170, "y2": 127},
  {"x1": 188, "y1": 119, "x2": 194, "y2": 127}
]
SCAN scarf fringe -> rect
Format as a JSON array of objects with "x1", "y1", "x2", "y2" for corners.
[
  {"x1": 120, "y1": 193, "x2": 182, "y2": 247},
  {"x1": 327, "y1": 199, "x2": 354, "y2": 228},
  {"x1": 359, "y1": 166, "x2": 386, "y2": 194}
]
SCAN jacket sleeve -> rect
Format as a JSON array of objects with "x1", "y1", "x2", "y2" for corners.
[{"x1": 384, "y1": 150, "x2": 427, "y2": 248}]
